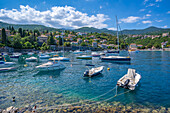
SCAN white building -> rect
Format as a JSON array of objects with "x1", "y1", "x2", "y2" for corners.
[{"x1": 92, "y1": 42, "x2": 98, "y2": 48}]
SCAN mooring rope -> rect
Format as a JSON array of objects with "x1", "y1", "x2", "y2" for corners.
[{"x1": 37, "y1": 88, "x2": 131, "y2": 110}]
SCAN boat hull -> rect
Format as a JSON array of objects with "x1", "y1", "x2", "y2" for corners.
[
  {"x1": 101, "y1": 57, "x2": 131, "y2": 62},
  {"x1": 76, "y1": 56, "x2": 92, "y2": 59},
  {"x1": 36, "y1": 65, "x2": 65, "y2": 71}
]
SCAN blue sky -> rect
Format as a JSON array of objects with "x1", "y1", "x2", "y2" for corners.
[{"x1": 0, "y1": 0, "x2": 169, "y2": 30}]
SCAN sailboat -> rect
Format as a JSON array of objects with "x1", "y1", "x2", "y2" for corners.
[
  {"x1": 101, "y1": 16, "x2": 131, "y2": 62},
  {"x1": 51, "y1": 32, "x2": 70, "y2": 61}
]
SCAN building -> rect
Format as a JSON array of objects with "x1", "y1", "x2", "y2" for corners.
[
  {"x1": 0, "y1": 29, "x2": 10, "y2": 39},
  {"x1": 37, "y1": 35, "x2": 48, "y2": 46},
  {"x1": 162, "y1": 33, "x2": 169, "y2": 37},
  {"x1": 55, "y1": 35, "x2": 64, "y2": 39},
  {"x1": 71, "y1": 42, "x2": 78, "y2": 45},
  {"x1": 89, "y1": 35, "x2": 95, "y2": 38},
  {"x1": 161, "y1": 41, "x2": 168, "y2": 49},
  {"x1": 92, "y1": 42, "x2": 98, "y2": 48},
  {"x1": 137, "y1": 44, "x2": 143, "y2": 48},
  {"x1": 129, "y1": 43, "x2": 137, "y2": 49},
  {"x1": 98, "y1": 44, "x2": 107, "y2": 49},
  {"x1": 77, "y1": 38, "x2": 82, "y2": 44}
]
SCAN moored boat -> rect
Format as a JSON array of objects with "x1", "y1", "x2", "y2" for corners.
[
  {"x1": 76, "y1": 55, "x2": 92, "y2": 59},
  {"x1": 39, "y1": 54, "x2": 51, "y2": 59},
  {"x1": 25, "y1": 57, "x2": 38, "y2": 62},
  {"x1": 117, "y1": 68, "x2": 141, "y2": 90},
  {"x1": 84, "y1": 66, "x2": 104, "y2": 77},
  {"x1": 91, "y1": 52, "x2": 100, "y2": 57},
  {"x1": 10, "y1": 53, "x2": 21, "y2": 58},
  {"x1": 101, "y1": 56, "x2": 131, "y2": 62},
  {"x1": 73, "y1": 50, "x2": 83, "y2": 54},
  {"x1": 0, "y1": 67, "x2": 17, "y2": 72},
  {"x1": 49, "y1": 57, "x2": 70, "y2": 61},
  {"x1": 36, "y1": 61, "x2": 65, "y2": 71},
  {"x1": 0, "y1": 61, "x2": 16, "y2": 67}
]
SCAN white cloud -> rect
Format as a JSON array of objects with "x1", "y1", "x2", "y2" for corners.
[
  {"x1": 140, "y1": 9, "x2": 145, "y2": 12},
  {"x1": 120, "y1": 16, "x2": 141, "y2": 23},
  {"x1": 146, "y1": 14, "x2": 151, "y2": 16},
  {"x1": 144, "y1": 0, "x2": 149, "y2": 5},
  {"x1": 167, "y1": 11, "x2": 170, "y2": 14},
  {"x1": 148, "y1": 10, "x2": 152, "y2": 13},
  {"x1": 142, "y1": 20, "x2": 152, "y2": 24},
  {"x1": 108, "y1": 27, "x2": 117, "y2": 31},
  {"x1": 156, "y1": 20, "x2": 163, "y2": 22},
  {"x1": 43, "y1": 1, "x2": 46, "y2": 4},
  {"x1": 162, "y1": 25, "x2": 167, "y2": 28},
  {"x1": 146, "y1": 3, "x2": 155, "y2": 7},
  {"x1": 0, "y1": 5, "x2": 110, "y2": 29},
  {"x1": 100, "y1": 6, "x2": 102, "y2": 9},
  {"x1": 156, "y1": 0, "x2": 162, "y2": 2}
]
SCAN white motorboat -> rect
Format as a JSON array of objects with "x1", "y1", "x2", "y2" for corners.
[
  {"x1": 117, "y1": 68, "x2": 141, "y2": 90},
  {"x1": 84, "y1": 66, "x2": 104, "y2": 77},
  {"x1": 49, "y1": 57, "x2": 70, "y2": 61},
  {"x1": 76, "y1": 55, "x2": 92, "y2": 59},
  {"x1": 28, "y1": 52, "x2": 34, "y2": 55},
  {"x1": 91, "y1": 52, "x2": 100, "y2": 57},
  {"x1": 39, "y1": 54, "x2": 51, "y2": 59},
  {"x1": 25, "y1": 57, "x2": 37, "y2": 62},
  {"x1": 10, "y1": 53, "x2": 21, "y2": 58},
  {"x1": 0, "y1": 67, "x2": 17, "y2": 72},
  {"x1": 73, "y1": 50, "x2": 83, "y2": 54},
  {"x1": 36, "y1": 61, "x2": 65, "y2": 71},
  {"x1": 101, "y1": 56, "x2": 131, "y2": 62},
  {"x1": 0, "y1": 61, "x2": 16, "y2": 67}
]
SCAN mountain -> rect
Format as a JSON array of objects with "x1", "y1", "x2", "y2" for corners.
[
  {"x1": 74, "y1": 26, "x2": 170, "y2": 35},
  {"x1": 0, "y1": 21, "x2": 59, "y2": 32},
  {"x1": 0, "y1": 21, "x2": 170, "y2": 34}
]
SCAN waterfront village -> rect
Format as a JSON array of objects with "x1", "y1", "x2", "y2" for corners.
[{"x1": 0, "y1": 27, "x2": 170, "y2": 52}]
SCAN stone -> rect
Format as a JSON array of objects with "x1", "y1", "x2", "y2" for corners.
[
  {"x1": 77, "y1": 109, "x2": 81, "y2": 112},
  {"x1": 3, "y1": 106, "x2": 18, "y2": 113},
  {"x1": 152, "y1": 110, "x2": 158, "y2": 113},
  {"x1": 140, "y1": 108, "x2": 151, "y2": 112}
]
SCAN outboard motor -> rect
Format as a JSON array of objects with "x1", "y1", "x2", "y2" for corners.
[
  {"x1": 84, "y1": 70, "x2": 89, "y2": 76},
  {"x1": 123, "y1": 79, "x2": 130, "y2": 88}
]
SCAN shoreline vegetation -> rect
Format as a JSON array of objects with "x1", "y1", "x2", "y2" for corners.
[
  {"x1": 0, "y1": 25, "x2": 169, "y2": 52},
  {"x1": 1, "y1": 101, "x2": 170, "y2": 113}
]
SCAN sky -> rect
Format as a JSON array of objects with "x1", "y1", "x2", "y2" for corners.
[{"x1": 0, "y1": 0, "x2": 169, "y2": 30}]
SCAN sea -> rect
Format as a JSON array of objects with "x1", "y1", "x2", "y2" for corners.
[{"x1": 0, "y1": 51, "x2": 170, "y2": 110}]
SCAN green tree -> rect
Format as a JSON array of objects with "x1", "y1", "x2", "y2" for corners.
[
  {"x1": 64, "y1": 42, "x2": 71, "y2": 47},
  {"x1": 12, "y1": 34, "x2": 22, "y2": 49},
  {"x1": 59, "y1": 37, "x2": 63, "y2": 46},
  {"x1": 1, "y1": 28, "x2": 7, "y2": 45},
  {"x1": 24, "y1": 41, "x2": 32, "y2": 49},
  {"x1": 47, "y1": 33, "x2": 55, "y2": 45},
  {"x1": 18, "y1": 28, "x2": 22, "y2": 37}
]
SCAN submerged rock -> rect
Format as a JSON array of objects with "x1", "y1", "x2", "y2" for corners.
[{"x1": 3, "y1": 106, "x2": 18, "y2": 113}]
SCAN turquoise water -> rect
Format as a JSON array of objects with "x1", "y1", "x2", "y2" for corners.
[{"x1": 0, "y1": 51, "x2": 170, "y2": 109}]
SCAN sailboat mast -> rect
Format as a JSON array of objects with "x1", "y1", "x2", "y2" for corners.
[
  {"x1": 62, "y1": 31, "x2": 64, "y2": 57},
  {"x1": 116, "y1": 16, "x2": 119, "y2": 52}
]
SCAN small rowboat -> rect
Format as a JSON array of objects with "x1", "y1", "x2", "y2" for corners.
[
  {"x1": 0, "y1": 67, "x2": 17, "y2": 72},
  {"x1": 25, "y1": 57, "x2": 38, "y2": 62},
  {"x1": 76, "y1": 55, "x2": 92, "y2": 59},
  {"x1": 39, "y1": 54, "x2": 51, "y2": 59},
  {"x1": 117, "y1": 68, "x2": 141, "y2": 90},
  {"x1": 84, "y1": 66, "x2": 104, "y2": 77}
]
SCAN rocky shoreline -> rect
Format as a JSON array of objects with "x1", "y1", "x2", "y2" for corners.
[{"x1": 1, "y1": 101, "x2": 169, "y2": 113}]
